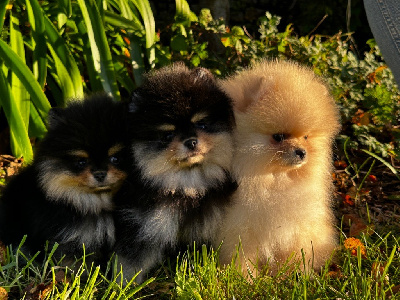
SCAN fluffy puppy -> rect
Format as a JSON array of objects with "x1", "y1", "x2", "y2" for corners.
[
  {"x1": 114, "y1": 62, "x2": 237, "y2": 282},
  {"x1": 0, "y1": 95, "x2": 130, "y2": 265},
  {"x1": 216, "y1": 60, "x2": 341, "y2": 276}
]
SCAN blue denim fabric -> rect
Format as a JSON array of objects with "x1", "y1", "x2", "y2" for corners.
[{"x1": 364, "y1": 0, "x2": 400, "y2": 86}]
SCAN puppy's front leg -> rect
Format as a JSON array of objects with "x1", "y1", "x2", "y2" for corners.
[{"x1": 117, "y1": 243, "x2": 164, "y2": 284}]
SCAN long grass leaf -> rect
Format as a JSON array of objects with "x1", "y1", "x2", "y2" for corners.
[
  {"x1": 48, "y1": 46, "x2": 77, "y2": 101},
  {"x1": 28, "y1": 102, "x2": 47, "y2": 139},
  {"x1": 0, "y1": 39, "x2": 51, "y2": 122},
  {"x1": 361, "y1": 149, "x2": 400, "y2": 180},
  {"x1": 128, "y1": 34, "x2": 144, "y2": 86},
  {"x1": 175, "y1": 0, "x2": 198, "y2": 22},
  {"x1": 75, "y1": 18, "x2": 103, "y2": 93},
  {"x1": 0, "y1": 0, "x2": 9, "y2": 31},
  {"x1": 104, "y1": 10, "x2": 143, "y2": 30},
  {"x1": 0, "y1": 69, "x2": 33, "y2": 162},
  {"x1": 58, "y1": 0, "x2": 72, "y2": 17},
  {"x1": 10, "y1": 11, "x2": 30, "y2": 130},
  {"x1": 26, "y1": 0, "x2": 47, "y2": 89},
  {"x1": 130, "y1": 0, "x2": 155, "y2": 67},
  {"x1": 76, "y1": 0, "x2": 120, "y2": 100},
  {"x1": 44, "y1": 15, "x2": 83, "y2": 99}
]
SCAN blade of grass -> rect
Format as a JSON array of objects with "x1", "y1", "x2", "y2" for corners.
[
  {"x1": 10, "y1": 11, "x2": 30, "y2": 130},
  {"x1": 175, "y1": 0, "x2": 198, "y2": 23},
  {"x1": 104, "y1": 10, "x2": 143, "y2": 30},
  {"x1": 44, "y1": 15, "x2": 84, "y2": 100},
  {"x1": 129, "y1": 0, "x2": 155, "y2": 67},
  {"x1": 0, "y1": 39, "x2": 51, "y2": 123},
  {"x1": 76, "y1": 0, "x2": 120, "y2": 100},
  {"x1": 48, "y1": 46, "x2": 77, "y2": 101},
  {"x1": 58, "y1": 0, "x2": 72, "y2": 17},
  {"x1": 361, "y1": 149, "x2": 400, "y2": 180},
  {"x1": 26, "y1": 0, "x2": 47, "y2": 89},
  {"x1": 75, "y1": 18, "x2": 103, "y2": 93},
  {"x1": 28, "y1": 102, "x2": 47, "y2": 139},
  {"x1": 0, "y1": 69, "x2": 33, "y2": 161},
  {"x1": 0, "y1": 0, "x2": 9, "y2": 31}
]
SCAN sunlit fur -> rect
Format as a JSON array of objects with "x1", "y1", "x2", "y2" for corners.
[
  {"x1": 0, "y1": 95, "x2": 130, "y2": 265},
  {"x1": 114, "y1": 62, "x2": 237, "y2": 283},
  {"x1": 216, "y1": 60, "x2": 341, "y2": 276},
  {"x1": 37, "y1": 157, "x2": 126, "y2": 215}
]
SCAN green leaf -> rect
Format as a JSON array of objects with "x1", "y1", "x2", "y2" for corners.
[
  {"x1": 44, "y1": 15, "x2": 84, "y2": 100},
  {"x1": 104, "y1": 10, "x2": 143, "y2": 30},
  {"x1": 171, "y1": 34, "x2": 188, "y2": 52},
  {"x1": 175, "y1": 0, "x2": 198, "y2": 23},
  {"x1": 58, "y1": 0, "x2": 72, "y2": 17},
  {"x1": 0, "y1": 0, "x2": 8, "y2": 32},
  {"x1": 129, "y1": 0, "x2": 155, "y2": 67},
  {"x1": 128, "y1": 34, "x2": 145, "y2": 86},
  {"x1": 28, "y1": 102, "x2": 47, "y2": 139},
  {"x1": 48, "y1": 46, "x2": 76, "y2": 101},
  {"x1": 77, "y1": 0, "x2": 120, "y2": 99},
  {"x1": 361, "y1": 149, "x2": 400, "y2": 180},
  {"x1": 26, "y1": 0, "x2": 47, "y2": 89},
  {"x1": 0, "y1": 69, "x2": 33, "y2": 162},
  {"x1": 10, "y1": 11, "x2": 30, "y2": 130},
  {"x1": 0, "y1": 39, "x2": 51, "y2": 122}
]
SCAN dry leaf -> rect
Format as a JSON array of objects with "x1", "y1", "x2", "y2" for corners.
[
  {"x1": 386, "y1": 284, "x2": 400, "y2": 298},
  {"x1": 371, "y1": 261, "x2": 389, "y2": 283},
  {"x1": 343, "y1": 214, "x2": 374, "y2": 237},
  {"x1": 0, "y1": 241, "x2": 6, "y2": 265}
]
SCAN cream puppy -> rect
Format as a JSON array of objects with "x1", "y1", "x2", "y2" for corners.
[{"x1": 217, "y1": 60, "x2": 341, "y2": 276}]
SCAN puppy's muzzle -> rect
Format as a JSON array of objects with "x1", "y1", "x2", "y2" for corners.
[
  {"x1": 92, "y1": 170, "x2": 107, "y2": 183},
  {"x1": 184, "y1": 138, "x2": 198, "y2": 151},
  {"x1": 294, "y1": 148, "x2": 306, "y2": 160}
]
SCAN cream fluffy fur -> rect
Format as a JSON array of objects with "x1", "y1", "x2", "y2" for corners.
[{"x1": 216, "y1": 60, "x2": 341, "y2": 276}]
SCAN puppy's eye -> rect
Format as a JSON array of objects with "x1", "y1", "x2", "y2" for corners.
[
  {"x1": 162, "y1": 132, "x2": 175, "y2": 143},
  {"x1": 109, "y1": 156, "x2": 120, "y2": 165},
  {"x1": 75, "y1": 158, "x2": 88, "y2": 169},
  {"x1": 304, "y1": 135, "x2": 308, "y2": 140},
  {"x1": 194, "y1": 121, "x2": 207, "y2": 130},
  {"x1": 272, "y1": 133, "x2": 288, "y2": 142}
]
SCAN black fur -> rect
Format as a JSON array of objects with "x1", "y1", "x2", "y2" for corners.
[
  {"x1": 0, "y1": 94, "x2": 130, "y2": 265},
  {"x1": 114, "y1": 63, "x2": 237, "y2": 282}
]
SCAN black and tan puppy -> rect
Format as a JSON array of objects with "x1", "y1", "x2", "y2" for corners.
[
  {"x1": 114, "y1": 63, "x2": 237, "y2": 282},
  {"x1": 0, "y1": 95, "x2": 130, "y2": 266}
]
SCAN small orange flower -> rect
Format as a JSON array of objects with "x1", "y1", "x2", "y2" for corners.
[
  {"x1": 344, "y1": 237, "x2": 367, "y2": 258},
  {"x1": 343, "y1": 194, "x2": 355, "y2": 206},
  {"x1": 0, "y1": 287, "x2": 7, "y2": 300}
]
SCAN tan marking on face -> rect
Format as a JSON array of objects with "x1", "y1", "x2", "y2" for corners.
[
  {"x1": 69, "y1": 150, "x2": 89, "y2": 158},
  {"x1": 191, "y1": 112, "x2": 208, "y2": 123},
  {"x1": 158, "y1": 124, "x2": 176, "y2": 131},
  {"x1": 132, "y1": 130, "x2": 234, "y2": 197},
  {"x1": 108, "y1": 144, "x2": 124, "y2": 156}
]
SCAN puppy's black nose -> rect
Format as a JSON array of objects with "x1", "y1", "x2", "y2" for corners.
[
  {"x1": 93, "y1": 171, "x2": 107, "y2": 182},
  {"x1": 295, "y1": 148, "x2": 306, "y2": 160},
  {"x1": 184, "y1": 138, "x2": 198, "y2": 150}
]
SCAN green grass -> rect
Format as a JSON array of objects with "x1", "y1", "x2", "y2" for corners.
[{"x1": 1, "y1": 228, "x2": 399, "y2": 299}]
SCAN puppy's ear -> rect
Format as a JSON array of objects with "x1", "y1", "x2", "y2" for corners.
[
  {"x1": 230, "y1": 76, "x2": 267, "y2": 112},
  {"x1": 129, "y1": 90, "x2": 141, "y2": 113},
  {"x1": 190, "y1": 67, "x2": 215, "y2": 84},
  {"x1": 47, "y1": 108, "x2": 66, "y2": 129}
]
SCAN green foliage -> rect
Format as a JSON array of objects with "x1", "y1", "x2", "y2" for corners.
[
  {"x1": 0, "y1": 238, "x2": 154, "y2": 299},
  {"x1": 174, "y1": 235, "x2": 400, "y2": 299},
  {"x1": 0, "y1": 0, "x2": 157, "y2": 162},
  {"x1": 152, "y1": 10, "x2": 399, "y2": 160},
  {"x1": 1, "y1": 0, "x2": 398, "y2": 162}
]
